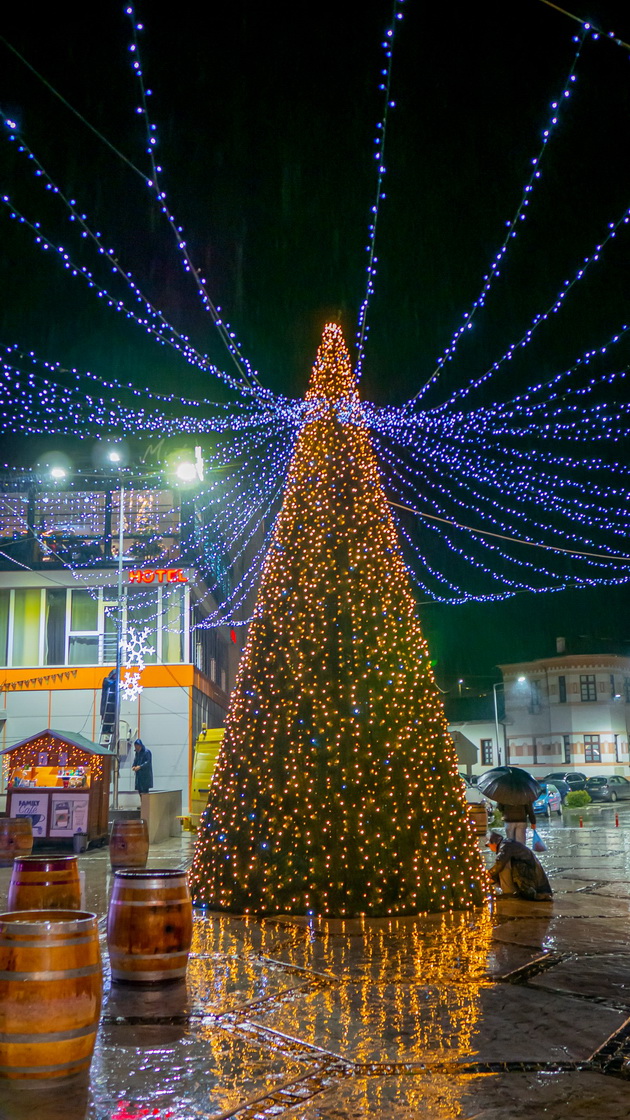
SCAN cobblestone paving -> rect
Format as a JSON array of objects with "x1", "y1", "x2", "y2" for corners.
[{"x1": 2, "y1": 815, "x2": 630, "y2": 1118}]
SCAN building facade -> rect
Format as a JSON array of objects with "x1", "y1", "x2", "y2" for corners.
[
  {"x1": 445, "y1": 695, "x2": 498, "y2": 776},
  {"x1": 0, "y1": 477, "x2": 243, "y2": 811},
  {"x1": 446, "y1": 652, "x2": 630, "y2": 779},
  {"x1": 500, "y1": 653, "x2": 630, "y2": 777}
]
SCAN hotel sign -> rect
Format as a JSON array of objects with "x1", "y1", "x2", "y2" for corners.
[{"x1": 128, "y1": 569, "x2": 188, "y2": 584}]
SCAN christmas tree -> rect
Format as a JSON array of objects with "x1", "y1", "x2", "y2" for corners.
[{"x1": 190, "y1": 324, "x2": 487, "y2": 916}]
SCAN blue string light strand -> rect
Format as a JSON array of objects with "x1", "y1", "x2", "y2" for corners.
[{"x1": 355, "y1": 0, "x2": 405, "y2": 379}]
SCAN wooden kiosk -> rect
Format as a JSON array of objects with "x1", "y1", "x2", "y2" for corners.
[{"x1": 1, "y1": 729, "x2": 114, "y2": 846}]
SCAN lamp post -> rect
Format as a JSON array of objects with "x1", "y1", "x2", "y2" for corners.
[
  {"x1": 100, "y1": 444, "x2": 129, "y2": 812},
  {"x1": 492, "y1": 682, "x2": 504, "y2": 767},
  {"x1": 101, "y1": 443, "x2": 163, "y2": 809},
  {"x1": 111, "y1": 478, "x2": 125, "y2": 810},
  {"x1": 108, "y1": 445, "x2": 203, "y2": 810}
]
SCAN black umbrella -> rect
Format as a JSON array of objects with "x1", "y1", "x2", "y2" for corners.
[{"x1": 477, "y1": 766, "x2": 541, "y2": 805}]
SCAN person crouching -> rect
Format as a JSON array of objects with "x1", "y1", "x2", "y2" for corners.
[{"x1": 486, "y1": 830, "x2": 553, "y2": 901}]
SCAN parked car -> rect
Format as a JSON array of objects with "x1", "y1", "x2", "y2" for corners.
[
  {"x1": 532, "y1": 782, "x2": 563, "y2": 817},
  {"x1": 544, "y1": 771, "x2": 587, "y2": 792},
  {"x1": 584, "y1": 775, "x2": 630, "y2": 803},
  {"x1": 540, "y1": 777, "x2": 570, "y2": 802},
  {"x1": 460, "y1": 776, "x2": 492, "y2": 834}
]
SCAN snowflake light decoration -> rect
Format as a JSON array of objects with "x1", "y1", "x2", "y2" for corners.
[
  {"x1": 120, "y1": 627, "x2": 154, "y2": 671},
  {"x1": 119, "y1": 627, "x2": 154, "y2": 700},
  {"x1": 119, "y1": 669, "x2": 144, "y2": 702}
]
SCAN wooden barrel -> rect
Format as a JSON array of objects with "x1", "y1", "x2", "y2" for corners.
[
  {"x1": 107, "y1": 869, "x2": 193, "y2": 983},
  {"x1": 0, "y1": 818, "x2": 33, "y2": 865},
  {"x1": 109, "y1": 819, "x2": 149, "y2": 869},
  {"x1": 8, "y1": 856, "x2": 81, "y2": 911},
  {"x1": 0, "y1": 909, "x2": 102, "y2": 1081}
]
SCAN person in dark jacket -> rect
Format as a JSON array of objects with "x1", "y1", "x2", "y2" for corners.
[
  {"x1": 100, "y1": 669, "x2": 117, "y2": 734},
  {"x1": 132, "y1": 739, "x2": 153, "y2": 793},
  {"x1": 496, "y1": 800, "x2": 536, "y2": 845},
  {"x1": 487, "y1": 830, "x2": 552, "y2": 901}
]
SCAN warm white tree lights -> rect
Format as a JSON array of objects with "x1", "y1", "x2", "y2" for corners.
[{"x1": 190, "y1": 325, "x2": 487, "y2": 916}]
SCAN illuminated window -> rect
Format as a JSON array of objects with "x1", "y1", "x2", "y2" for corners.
[
  {"x1": 68, "y1": 589, "x2": 99, "y2": 665},
  {"x1": 12, "y1": 588, "x2": 42, "y2": 666},
  {"x1": 124, "y1": 586, "x2": 157, "y2": 665},
  {"x1": 161, "y1": 584, "x2": 185, "y2": 663},
  {"x1": 584, "y1": 734, "x2": 600, "y2": 763}
]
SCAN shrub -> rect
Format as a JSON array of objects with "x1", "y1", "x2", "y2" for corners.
[{"x1": 565, "y1": 790, "x2": 591, "y2": 808}]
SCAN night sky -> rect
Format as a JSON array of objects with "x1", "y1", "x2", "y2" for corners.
[{"x1": 2, "y1": 0, "x2": 630, "y2": 684}]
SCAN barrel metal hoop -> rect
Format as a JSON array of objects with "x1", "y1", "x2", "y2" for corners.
[
  {"x1": 0, "y1": 1054, "x2": 92, "y2": 1075},
  {"x1": 109, "y1": 951, "x2": 188, "y2": 961},
  {"x1": 108, "y1": 899, "x2": 187, "y2": 908},
  {"x1": 0, "y1": 1022, "x2": 97, "y2": 1044},
  {"x1": 8, "y1": 877, "x2": 78, "y2": 884},
  {"x1": 0, "y1": 964, "x2": 101, "y2": 981},
  {"x1": 110, "y1": 966, "x2": 187, "y2": 981},
  {"x1": 0, "y1": 936, "x2": 96, "y2": 948}
]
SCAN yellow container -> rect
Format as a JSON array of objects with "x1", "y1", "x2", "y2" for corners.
[{"x1": 190, "y1": 727, "x2": 224, "y2": 828}]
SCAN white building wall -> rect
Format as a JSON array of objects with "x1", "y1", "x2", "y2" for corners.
[
  {"x1": 119, "y1": 686, "x2": 190, "y2": 807},
  {"x1": 500, "y1": 654, "x2": 630, "y2": 776},
  {"x1": 448, "y1": 718, "x2": 498, "y2": 776},
  {"x1": 1, "y1": 683, "x2": 192, "y2": 812}
]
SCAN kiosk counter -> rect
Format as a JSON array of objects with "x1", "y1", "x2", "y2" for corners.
[{"x1": 1, "y1": 728, "x2": 115, "y2": 845}]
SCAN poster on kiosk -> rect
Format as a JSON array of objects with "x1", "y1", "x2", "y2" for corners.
[
  {"x1": 50, "y1": 793, "x2": 90, "y2": 837},
  {"x1": 11, "y1": 792, "x2": 49, "y2": 837}
]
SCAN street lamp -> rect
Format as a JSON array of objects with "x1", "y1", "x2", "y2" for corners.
[
  {"x1": 169, "y1": 446, "x2": 205, "y2": 486},
  {"x1": 175, "y1": 461, "x2": 198, "y2": 483},
  {"x1": 492, "y1": 676, "x2": 526, "y2": 768}
]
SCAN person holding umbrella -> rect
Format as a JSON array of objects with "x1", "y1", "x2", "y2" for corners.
[
  {"x1": 477, "y1": 766, "x2": 540, "y2": 846},
  {"x1": 497, "y1": 799, "x2": 536, "y2": 845}
]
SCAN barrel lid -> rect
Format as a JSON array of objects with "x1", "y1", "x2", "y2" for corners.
[
  {"x1": 113, "y1": 868, "x2": 186, "y2": 880},
  {"x1": 0, "y1": 909, "x2": 97, "y2": 933}
]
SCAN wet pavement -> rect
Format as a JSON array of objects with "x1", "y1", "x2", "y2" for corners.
[{"x1": 1, "y1": 812, "x2": 630, "y2": 1118}]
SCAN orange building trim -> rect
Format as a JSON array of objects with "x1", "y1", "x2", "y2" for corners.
[{"x1": 0, "y1": 665, "x2": 197, "y2": 692}]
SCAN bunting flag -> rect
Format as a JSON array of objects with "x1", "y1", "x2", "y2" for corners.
[{"x1": 1, "y1": 667, "x2": 81, "y2": 693}]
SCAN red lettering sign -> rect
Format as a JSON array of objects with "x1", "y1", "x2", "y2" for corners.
[{"x1": 128, "y1": 569, "x2": 188, "y2": 584}]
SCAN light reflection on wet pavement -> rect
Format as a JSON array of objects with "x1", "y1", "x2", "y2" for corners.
[{"x1": 2, "y1": 813, "x2": 630, "y2": 1117}]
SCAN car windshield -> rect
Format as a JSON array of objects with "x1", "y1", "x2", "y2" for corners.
[
  {"x1": 536, "y1": 785, "x2": 547, "y2": 795},
  {"x1": 586, "y1": 777, "x2": 606, "y2": 786}
]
